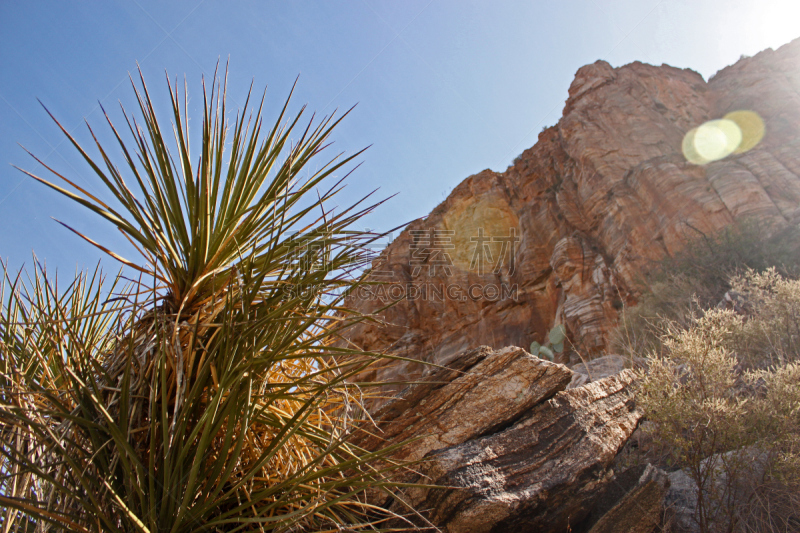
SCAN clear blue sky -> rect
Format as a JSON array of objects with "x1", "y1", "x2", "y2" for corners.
[{"x1": 1, "y1": 1, "x2": 798, "y2": 276}]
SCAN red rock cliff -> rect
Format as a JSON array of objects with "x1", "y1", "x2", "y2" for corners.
[{"x1": 340, "y1": 38, "x2": 800, "y2": 378}]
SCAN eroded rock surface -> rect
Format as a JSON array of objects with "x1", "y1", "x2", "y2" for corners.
[
  {"x1": 341, "y1": 40, "x2": 800, "y2": 532},
  {"x1": 340, "y1": 38, "x2": 800, "y2": 370},
  {"x1": 390, "y1": 370, "x2": 642, "y2": 532},
  {"x1": 586, "y1": 463, "x2": 670, "y2": 533},
  {"x1": 353, "y1": 346, "x2": 572, "y2": 456},
  {"x1": 567, "y1": 354, "x2": 629, "y2": 388}
]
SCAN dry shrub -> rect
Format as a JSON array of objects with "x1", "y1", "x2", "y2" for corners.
[
  {"x1": 637, "y1": 270, "x2": 800, "y2": 533},
  {"x1": 729, "y1": 270, "x2": 800, "y2": 368}
]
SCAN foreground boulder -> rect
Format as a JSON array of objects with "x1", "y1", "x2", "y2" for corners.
[
  {"x1": 354, "y1": 346, "x2": 573, "y2": 464},
  {"x1": 388, "y1": 368, "x2": 641, "y2": 532}
]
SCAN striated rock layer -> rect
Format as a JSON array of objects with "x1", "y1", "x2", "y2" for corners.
[
  {"x1": 352, "y1": 346, "x2": 573, "y2": 455},
  {"x1": 340, "y1": 38, "x2": 800, "y2": 377},
  {"x1": 353, "y1": 346, "x2": 644, "y2": 532},
  {"x1": 389, "y1": 368, "x2": 642, "y2": 532}
]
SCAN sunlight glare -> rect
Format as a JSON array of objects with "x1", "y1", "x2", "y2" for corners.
[
  {"x1": 682, "y1": 127, "x2": 710, "y2": 165},
  {"x1": 682, "y1": 109, "x2": 766, "y2": 165},
  {"x1": 725, "y1": 110, "x2": 765, "y2": 154},
  {"x1": 756, "y1": 2, "x2": 800, "y2": 51},
  {"x1": 694, "y1": 119, "x2": 742, "y2": 161}
]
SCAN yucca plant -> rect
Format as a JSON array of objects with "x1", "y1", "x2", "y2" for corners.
[{"x1": 0, "y1": 68, "x2": 413, "y2": 532}]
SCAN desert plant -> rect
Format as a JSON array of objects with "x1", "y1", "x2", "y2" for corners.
[
  {"x1": 530, "y1": 324, "x2": 566, "y2": 361},
  {"x1": 728, "y1": 269, "x2": 800, "y2": 369},
  {"x1": 656, "y1": 221, "x2": 800, "y2": 308},
  {"x1": 637, "y1": 271, "x2": 800, "y2": 533},
  {"x1": 0, "y1": 68, "x2": 413, "y2": 532},
  {"x1": 638, "y1": 309, "x2": 756, "y2": 532}
]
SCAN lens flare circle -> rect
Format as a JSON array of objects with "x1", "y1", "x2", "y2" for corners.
[
  {"x1": 682, "y1": 110, "x2": 765, "y2": 165},
  {"x1": 724, "y1": 110, "x2": 765, "y2": 154},
  {"x1": 694, "y1": 119, "x2": 742, "y2": 161},
  {"x1": 682, "y1": 127, "x2": 710, "y2": 165}
]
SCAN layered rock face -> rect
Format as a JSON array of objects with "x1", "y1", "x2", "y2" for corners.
[
  {"x1": 395, "y1": 370, "x2": 641, "y2": 532},
  {"x1": 353, "y1": 346, "x2": 643, "y2": 532},
  {"x1": 340, "y1": 38, "x2": 800, "y2": 377}
]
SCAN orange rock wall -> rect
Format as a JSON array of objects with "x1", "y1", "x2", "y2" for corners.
[{"x1": 340, "y1": 39, "x2": 800, "y2": 376}]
